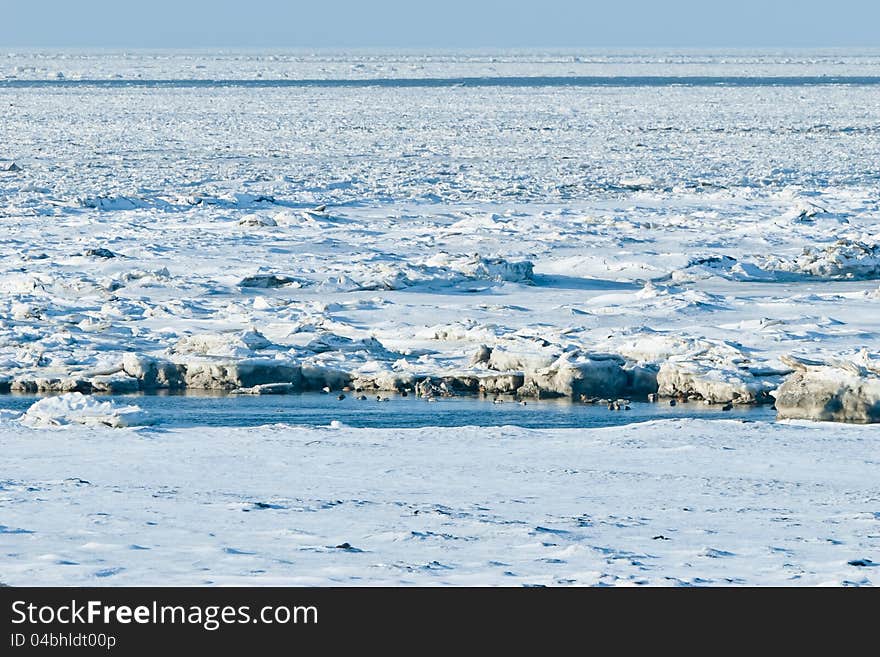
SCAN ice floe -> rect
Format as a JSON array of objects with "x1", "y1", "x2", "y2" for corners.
[
  {"x1": 773, "y1": 354, "x2": 880, "y2": 423},
  {"x1": 763, "y1": 239, "x2": 880, "y2": 280},
  {"x1": 20, "y1": 392, "x2": 151, "y2": 428}
]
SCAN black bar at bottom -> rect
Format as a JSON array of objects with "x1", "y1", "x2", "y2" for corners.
[{"x1": 0, "y1": 587, "x2": 868, "y2": 651}]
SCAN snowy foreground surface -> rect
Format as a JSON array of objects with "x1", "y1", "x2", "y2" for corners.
[{"x1": 1, "y1": 418, "x2": 878, "y2": 587}]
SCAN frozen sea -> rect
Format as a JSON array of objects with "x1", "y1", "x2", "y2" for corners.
[{"x1": 0, "y1": 50, "x2": 878, "y2": 585}]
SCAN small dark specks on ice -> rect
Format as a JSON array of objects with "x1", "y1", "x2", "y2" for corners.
[
  {"x1": 847, "y1": 559, "x2": 877, "y2": 567},
  {"x1": 335, "y1": 542, "x2": 363, "y2": 552},
  {"x1": 533, "y1": 526, "x2": 570, "y2": 536},
  {"x1": 85, "y1": 247, "x2": 116, "y2": 258},
  {"x1": 251, "y1": 501, "x2": 285, "y2": 510},
  {"x1": 702, "y1": 548, "x2": 736, "y2": 558}
]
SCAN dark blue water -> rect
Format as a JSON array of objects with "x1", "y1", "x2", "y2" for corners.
[
  {"x1": 0, "y1": 392, "x2": 775, "y2": 429},
  {"x1": 3, "y1": 76, "x2": 880, "y2": 89}
]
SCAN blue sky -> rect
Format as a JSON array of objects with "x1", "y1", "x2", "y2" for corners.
[{"x1": 1, "y1": 0, "x2": 878, "y2": 48}]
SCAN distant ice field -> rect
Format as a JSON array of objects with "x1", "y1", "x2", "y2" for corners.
[
  {"x1": 5, "y1": 76, "x2": 880, "y2": 88},
  {"x1": 2, "y1": 54, "x2": 879, "y2": 396},
  {"x1": 4, "y1": 48, "x2": 880, "y2": 80},
  {"x1": 1, "y1": 50, "x2": 879, "y2": 408}
]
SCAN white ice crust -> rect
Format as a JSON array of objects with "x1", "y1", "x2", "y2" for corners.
[{"x1": 20, "y1": 392, "x2": 151, "y2": 428}]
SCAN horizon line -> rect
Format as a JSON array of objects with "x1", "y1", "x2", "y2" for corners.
[
  {"x1": 3, "y1": 45, "x2": 880, "y2": 53},
  {"x1": 5, "y1": 75, "x2": 880, "y2": 89}
]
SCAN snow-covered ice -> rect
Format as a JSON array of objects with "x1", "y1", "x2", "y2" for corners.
[
  {"x1": 19, "y1": 392, "x2": 151, "y2": 428},
  {"x1": 0, "y1": 417, "x2": 877, "y2": 586},
  {"x1": 2, "y1": 51, "x2": 880, "y2": 412},
  {"x1": 1, "y1": 50, "x2": 880, "y2": 586}
]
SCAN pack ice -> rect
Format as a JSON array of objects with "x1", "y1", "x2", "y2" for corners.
[
  {"x1": 1, "y1": 51, "x2": 880, "y2": 422},
  {"x1": 2, "y1": 51, "x2": 880, "y2": 588}
]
